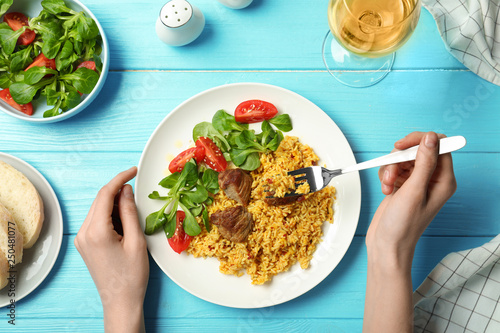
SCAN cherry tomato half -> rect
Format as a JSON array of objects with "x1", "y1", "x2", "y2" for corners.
[
  {"x1": 168, "y1": 146, "x2": 205, "y2": 174},
  {"x1": 0, "y1": 88, "x2": 34, "y2": 115},
  {"x1": 168, "y1": 211, "x2": 193, "y2": 254},
  {"x1": 195, "y1": 137, "x2": 227, "y2": 172},
  {"x1": 25, "y1": 53, "x2": 56, "y2": 71},
  {"x1": 234, "y1": 99, "x2": 278, "y2": 123},
  {"x1": 4, "y1": 12, "x2": 36, "y2": 45},
  {"x1": 77, "y1": 61, "x2": 97, "y2": 72}
]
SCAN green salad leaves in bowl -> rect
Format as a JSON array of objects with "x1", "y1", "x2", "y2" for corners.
[{"x1": 0, "y1": 0, "x2": 109, "y2": 122}]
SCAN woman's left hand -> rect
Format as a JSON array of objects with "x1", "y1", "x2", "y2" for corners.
[{"x1": 74, "y1": 167, "x2": 149, "y2": 333}]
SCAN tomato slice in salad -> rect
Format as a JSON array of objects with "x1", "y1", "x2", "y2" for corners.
[
  {"x1": 18, "y1": 29, "x2": 36, "y2": 45},
  {"x1": 25, "y1": 53, "x2": 56, "y2": 71},
  {"x1": 0, "y1": 88, "x2": 34, "y2": 115},
  {"x1": 168, "y1": 146, "x2": 205, "y2": 174},
  {"x1": 195, "y1": 137, "x2": 227, "y2": 172},
  {"x1": 168, "y1": 211, "x2": 193, "y2": 254},
  {"x1": 4, "y1": 12, "x2": 36, "y2": 45},
  {"x1": 77, "y1": 61, "x2": 97, "y2": 72},
  {"x1": 234, "y1": 99, "x2": 278, "y2": 123}
]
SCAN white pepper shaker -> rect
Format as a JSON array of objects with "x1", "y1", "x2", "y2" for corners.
[
  {"x1": 216, "y1": 0, "x2": 253, "y2": 9},
  {"x1": 155, "y1": 0, "x2": 205, "y2": 46}
]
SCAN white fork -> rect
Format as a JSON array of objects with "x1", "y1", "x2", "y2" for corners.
[{"x1": 286, "y1": 136, "x2": 467, "y2": 196}]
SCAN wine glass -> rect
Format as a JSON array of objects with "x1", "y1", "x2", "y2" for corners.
[{"x1": 322, "y1": 0, "x2": 421, "y2": 87}]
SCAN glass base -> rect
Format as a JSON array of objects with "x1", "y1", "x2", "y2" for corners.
[{"x1": 322, "y1": 30, "x2": 395, "y2": 88}]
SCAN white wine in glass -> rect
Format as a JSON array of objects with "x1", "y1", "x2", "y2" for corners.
[{"x1": 322, "y1": 0, "x2": 421, "y2": 87}]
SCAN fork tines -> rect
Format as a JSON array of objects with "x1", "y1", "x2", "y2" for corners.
[
  {"x1": 288, "y1": 168, "x2": 316, "y2": 192},
  {"x1": 287, "y1": 169, "x2": 309, "y2": 176},
  {"x1": 264, "y1": 168, "x2": 314, "y2": 199}
]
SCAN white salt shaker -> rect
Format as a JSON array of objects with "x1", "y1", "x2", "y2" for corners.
[
  {"x1": 216, "y1": 0, "x2": 253, "y2": 9},
  {"x1": 155, "y1": 0, "x2": 205, "y2": 46}
]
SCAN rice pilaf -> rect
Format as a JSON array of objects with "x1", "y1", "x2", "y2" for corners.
[{"x1": 186, "y1": 136, "x2": 336, "y2": 285}]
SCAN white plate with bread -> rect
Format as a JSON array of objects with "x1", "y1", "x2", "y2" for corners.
[{"x1": 0, "y1": 153, "x2": 63, "y2": 307}]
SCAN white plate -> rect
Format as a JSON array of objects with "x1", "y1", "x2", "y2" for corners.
[
  {"x1": 0, "y1": 153, "x2": 63, "y2": 307},
  {"x1": 135, "y1": 83, "x2": 361, "y2": 308}
]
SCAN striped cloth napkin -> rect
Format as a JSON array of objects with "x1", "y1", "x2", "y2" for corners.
[
  {"x1": 413, "y1": 234, "x2": 500, "y2": 332},
  {"x1": 422, "y1": 0, "x2": 500, "y2": 86}
]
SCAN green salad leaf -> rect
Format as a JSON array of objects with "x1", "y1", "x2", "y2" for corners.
[
  {"x1": 0, "y1": 0, "x2": 13, "y2": 17},
  {"x1": 60, "y1": 67, "x2": 99, "y2": 94},
  {"x1": 41, "y1": 0, "x2": 74, "y2": 15},
  {"x1": 145, "y1": 202, "x2": 169, "y2": 236},
  {"x1": 0, "y1": 23, "x2": 26, "y2": 55},
  {"x1": 24, "y1": 66, "x2": 57, "y2": 85},
  {"x1": 269, "y1": 114, "x2": 293, "y2": 132},
  {"x1": 212, "y1": 109, "x2": 248, "y2": 132},
  {"x1": 10, "y1": 46, "x2": 34, "y2": 73},
  {"x1": 10, "y1": 77, "x2": 54, "y2": 104}
]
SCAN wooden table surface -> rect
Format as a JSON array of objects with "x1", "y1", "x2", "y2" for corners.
[{"x1": 1, "y1": 0, "x2": 499, "y2": 331}]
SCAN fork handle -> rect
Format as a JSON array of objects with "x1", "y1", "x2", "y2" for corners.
[{"x1": 342, "y1": 136, "x2": 467, "y2": 174}]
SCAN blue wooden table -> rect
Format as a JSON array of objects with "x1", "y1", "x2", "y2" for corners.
[{"x1": 1, "y1": 0, "x2": 499, "y2": 331}]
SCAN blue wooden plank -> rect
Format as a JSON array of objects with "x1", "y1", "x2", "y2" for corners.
[
  {"x1": 356, "y1": 152, "x2": 500, "y2": 238},
  {"x1": 0, "y1": 318, "x2": 364, "y2": 332},
  {"x1": 0, "y1": 71, "x2": 498, "y2": 153},
  {"x1": 78, "y1": 0, "x2": 464, "y2": 71}
]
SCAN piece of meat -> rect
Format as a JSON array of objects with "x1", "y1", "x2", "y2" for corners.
[
  {"x1": 218, "y1": 168, "x2": 252, "y2": 206},
  {"x1": 264, "y1": 195, "x2": 304, "y2": 206},
  {"x1": 210, "y1": 206, "x2": 253, "y2": 243}
]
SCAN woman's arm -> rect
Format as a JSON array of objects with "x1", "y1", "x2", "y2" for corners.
[
  {"x1": 74, "y1": 167, "x2": 149, "y2": 333},
  {"x1": 363, "y1": 132, "x2": 457, "y2": 333}
]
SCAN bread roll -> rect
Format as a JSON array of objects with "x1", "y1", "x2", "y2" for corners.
[
  {"x1": 0, "y1": 161, "x2": 44, "y2": 249},
  {"x1": 0, "y1": 249, "x2": 9, "y2": 290},
  {"x1": 0, "y1": 202, "x2": 23, "y2": 265}
]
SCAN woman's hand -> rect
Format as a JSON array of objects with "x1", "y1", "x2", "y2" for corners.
[
  {"x1": 366, "y1": 131, "x2": 457, "y2": 256},
  {"x1": 363, "y1": 132, "x2": 457, "y2": 333},
  {"x1": 74, "y1": 167, "x2": 149, "y2": 333}
]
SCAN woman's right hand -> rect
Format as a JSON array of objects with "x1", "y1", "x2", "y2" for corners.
[
  {"x1": 366, "y1": 131, "x2": 458, "y2": 256},
  {"x1": 363, "y1": 132, "x2": 458, "y2": 333}
]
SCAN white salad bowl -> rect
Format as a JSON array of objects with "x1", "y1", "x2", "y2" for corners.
[{"x1": 0, "y1": 0, "x2": 109, "y2": 123}]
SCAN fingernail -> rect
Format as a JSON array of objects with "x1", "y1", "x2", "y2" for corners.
[
  {"x1": 425, "y1": 133, "x2": 437, "y2": 148},
  {"x1": 383, "y1": 169, "x2": 390, "y2": 182},
  {"x1": 123, "y1": 184, "x2": 134, "y2": 198}
]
